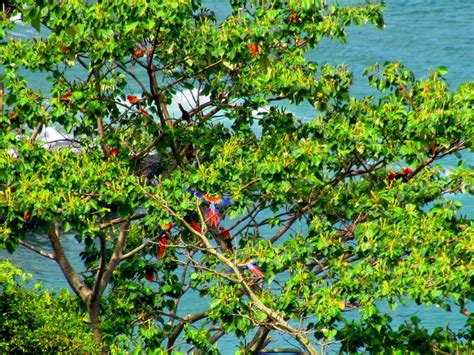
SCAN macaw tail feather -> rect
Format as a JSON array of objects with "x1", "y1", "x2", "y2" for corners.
[
  {"x1": 248, "y1": 264, "x2": 264, "y2": 278},
  {"x1": 206, "y1": 208, "x2": 220, "y2": 228},
  {"x1": 158, "y1": 236, "x2": 167, "y2": 258},
  {"x1": 191, "y1": 221, "x2": 202, "y2": 233}
]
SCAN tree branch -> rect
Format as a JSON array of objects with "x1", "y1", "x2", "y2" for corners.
[
  {"x1": 120, "y1": 231, "x2": 163, "y2": 260},
  {"x1": 20, "y1": 240, "x2": 55, "y2": 260},
  {"x1": 407, "y1": 140, "x2": 464, "y2": 181},
  {"x1": 99, "y1": 212, "x2": 146, "y2": 230},
  {"x1": 162, "y1": 59, "x2": 223, "y2": 90},
  {"x1": 166, "y1": 310, "x2": 210, "y2": 351},
  {"x1": 47, "y1": 218, "x2": 91, "y2": 302},
  {"x1": 90, "y1": 232, "x2": 108, "y2": 305},
  {"x1": 93, "y1": 220, "x2": 130, "y2": 302},
  {"x1": 146, "y1": 24, "x2": 182, "y2": 166},
  {"x1": 247, "y1": 325, "x2": 271, "y2": 353},
  {"x1": 30, "y1": 122, "x2": 43, "y2": 143},
  {"x1": 270, "y1": 206, "x2": 307, "y2": 244},
  {"x1": 152, "y1": 195, "x2": 318, "y2": 354}
]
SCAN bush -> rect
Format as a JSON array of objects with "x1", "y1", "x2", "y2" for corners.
[{"x1": 0, "y1": 260, "x2": 97, "y2": 353}]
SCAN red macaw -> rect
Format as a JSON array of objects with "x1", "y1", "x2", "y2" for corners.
[
  {"x1": 144, "y1": 265, "x2": 155, "y2": 282},
  {"x1": 157, "y1": 223, "x2": 173, "y2": 258},
  {"x1": 191, "y1": 220, "x2": 233, "y2": 251},
  {"x1": 388, "y1": 167, "x2": 413, "y2": 181},
  {"x1": 191, "y1": 220, "x2": 202, "y2": 233},
  {"x1": 206, "y1": 208, "x2": 221, "y2": 228},
  {"x1": 61, "y1": 92, "x2": 73, "y2": 102},
  {"x1": 187, "y1": 189, "x2": 232, "y2": 228},
  {"x1": 232, "y1": 259, "x2": 264, "y2": 278},
  {"x1": 139, "y1": 107, "x2": 150, "y2": 116},
  {"x1": 132, "y1": 45, "x2": 146, "y2": 59},
  {"x1": 127, "y1": 95, "x2": 150, "y2": 116},
  {"x1": 127, "y1": 95, "x2": 142, "y2": 105}
]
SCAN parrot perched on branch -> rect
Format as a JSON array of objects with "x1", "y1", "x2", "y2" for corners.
[
  {"x1": 388, "y1": 167, "x2": 413, "y2": 181},
  {"x1": 157, "y1": 222, "x2": 173, "y2": 259}
]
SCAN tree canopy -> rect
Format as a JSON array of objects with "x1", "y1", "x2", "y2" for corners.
[{"x1": 0, "y1": 0, "x2": 472, "y2": 353}]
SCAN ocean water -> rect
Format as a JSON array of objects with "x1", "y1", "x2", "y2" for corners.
[{"x1": 1, "y1": 1, "x2": 473, "y2": 353}]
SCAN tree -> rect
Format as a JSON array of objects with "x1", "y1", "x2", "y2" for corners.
[
  {"x1": 0, "y1": 0, "x2": 472, "y2": 353},
  {"x1": 0, "y1": 260, "x2": 97, "y2": 353}
]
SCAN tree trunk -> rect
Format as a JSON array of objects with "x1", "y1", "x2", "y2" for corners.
[
  {"x1": 88, "y1": 300, "x2": 103, "y2": 347},
  {"x1": 247, "y1": 326, "x2": 271, "y2": 353}
]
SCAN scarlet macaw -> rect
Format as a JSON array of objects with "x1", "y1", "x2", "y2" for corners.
[
  {"x1": 157, "y1": 222, "x2": 173, "y2": 258},
  {"x1": 127, "y1": 95, "x2": 142, "y2": 105},
  {"x1": 187, "y1": 189, "x2": 232, "y2": 228},
  {"x1": 127, "y1": 95, "x2": 150, "y2": 116},
  {"x1": 132, "y1": 45, "x2": 146, "y2": 59},
  {"x1": 144, "y1": 265, "x2": 155, "y2": 282},
  {"x1": 60, "y1": 92, "x2": 73, "y2": 102},
  {"x1": 191, "y1": 220, "x2": 201, "y2": 233},
  {"x1": 231, "y1": 259, "x2": 264, "y2": 278},
  {"x1": 206, "y1": 208, "x2": 220, "y2": 228},
  {"x1": 191, "y1": 221, "x2": 233, "y2": 251},
  {"x1": 388, "y1": 167, "x2": 413, "y2": 181}
]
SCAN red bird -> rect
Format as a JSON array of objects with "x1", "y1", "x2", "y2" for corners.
[
  {"x1": 219, "y1": 227, "x2": 230, "y2": 239},
  {"x1": 127, "y1": 95, "x2": 150, "y2": 116},
  {"x1": 187, "y1": 189, "x2": 232, "y2": 228},
  {"x1": 132, "y1": 45, "x2": 146, "y2": 58},
  {"x1": 60, "y1": 92, "x2": 73, "y2": 102},
  {"x1": 388, "y1": 167, "x2": 413, "y2": 181},
  {"x1": 230, "y1": 259, "x2": 264, "y2": 278},
  {"x1": 191, "y1": 220, "x2": 202, "y2": 233},
  {"x1": 144, "y1": 265, "x2": 155, "y2": 282},
  {"x1": 206, "y1": 208, "x2": 221, "y2": 228},
  {"x1": 157, "y1": 223, "x2": 173, "y2": 258},
  {"x1": 127, "y1": 95, "x2": 142, "y2": 104},
  {"x1": 110, "y1": 148, "x2": 119, "y2": 156},
  {"x1": 158, "y1": 236, "x2": 167, "y2": 259}
]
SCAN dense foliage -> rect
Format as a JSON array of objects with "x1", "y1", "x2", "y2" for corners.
[
  {"x1": 0, "y1": 260, "x2": 97, "y2": 353},
  {"x1": 0, "y1": 0, "x2": 472, "y2": 353}
]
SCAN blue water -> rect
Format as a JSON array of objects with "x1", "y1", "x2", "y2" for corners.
[{"x1": 1, "y1": 1, "x2": 473, "y2": 353}]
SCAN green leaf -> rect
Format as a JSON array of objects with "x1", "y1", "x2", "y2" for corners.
[{"x1": 437, "y1": 66, "x2": 448, "y2": 76}]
